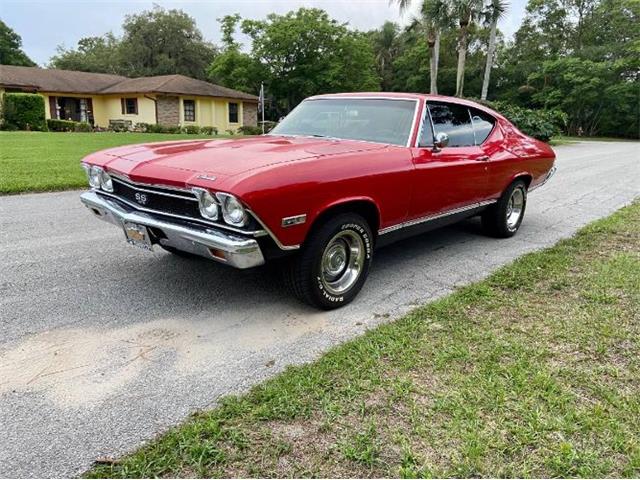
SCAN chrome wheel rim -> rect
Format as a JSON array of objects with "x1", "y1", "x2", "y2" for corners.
[
  {"x1": 506, "y1": 187, "x2": 525, "y2": 230},
  {"x1": 321, "y1": 230, "x2": 365, "y2": 296}
]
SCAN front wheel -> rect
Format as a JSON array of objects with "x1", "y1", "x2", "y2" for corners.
[
  {"x1": 285, "y1": 213, "x2": 374, "y2": 310},
  {"x1": 482, "y1": 179, "x2": 527, "y2": 238}
]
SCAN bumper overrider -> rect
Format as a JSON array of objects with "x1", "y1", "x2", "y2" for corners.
[{"x1": 80, "y1": 191, "x2": 265, "y2": 269}]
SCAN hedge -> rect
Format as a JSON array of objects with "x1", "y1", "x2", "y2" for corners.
[
  {"x1": 483, "y1": 100, "x2": 567, "y2": 142},
  {"x1": 2, "y1": 93, "x2": 47, "y2": 131}
]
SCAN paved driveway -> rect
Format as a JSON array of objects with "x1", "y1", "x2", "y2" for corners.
[{"x1": 1, "y1": 141, "x2": 638, "y2": 477}]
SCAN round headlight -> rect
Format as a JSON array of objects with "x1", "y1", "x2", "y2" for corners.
[
  {"x1": 197, "y1": 190, "x2": 219, "y2": 220},
  {"x1": 88, "y1": 166, "x2": 102, "y2": 189},
  {"x1": 100, "y1": 170, "x2": 113, "y2": 192},
  {"x1": 218, "y1": 193, "x2": 247, "y2": 227}
]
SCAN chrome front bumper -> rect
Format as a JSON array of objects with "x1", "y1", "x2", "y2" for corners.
[{"x1": 80, "y1": 191, "x2": 265, "y2": 269}]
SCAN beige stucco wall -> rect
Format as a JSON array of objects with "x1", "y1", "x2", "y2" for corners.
[{"x1": 36, "y1": 92, "x2": 254, "y2": 130}]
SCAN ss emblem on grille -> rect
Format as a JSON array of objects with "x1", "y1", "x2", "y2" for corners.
[{"x1": 134, "y1": 192, "x2": 148, "y2": 205}]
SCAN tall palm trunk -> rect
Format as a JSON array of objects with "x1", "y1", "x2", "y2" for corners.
[
  {"x1": 455, "y1": 21, "x2": 469, "y2": 97},
  {"x1": 427, "y1": 29, "x2": 440, "y2": 94},
  {"x1": 481, "y1": 17, "x2": 498, "y2": 100},
  {"x1": 431, "y1": 31, "x2": 440, "y2": 94}
]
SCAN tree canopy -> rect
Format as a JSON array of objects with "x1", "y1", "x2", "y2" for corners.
[{"x1": 0, "y1": 19, "x2": 35, "y2": 66}]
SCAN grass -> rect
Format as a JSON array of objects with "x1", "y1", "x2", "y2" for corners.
[
  {"x1": 550, "y1": 135, "x2": 639, "y2": 146},
  {"x1": 87, "y1": 201, "x2": 640, "y2": 478},
  {"x1": 0, "y1": 131, "x2": 236, "y2": 194}
]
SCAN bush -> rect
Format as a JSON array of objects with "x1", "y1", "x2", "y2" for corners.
[
  {"x1": 486, "y1": 101, "x2": 567, "y2": 142},
  {"x1": 238, "y1": 125, "x2": 263, "y2": 135},
  {"x1": 47, "y1": 119, "x2": 77, "y2": 132},
  {"x1": 134, "y1": 122, "x2": 152, "y2": 133},
  {"x1": 200, "y1": 126, "x2": 218, "y2": 135},
  {"x1": 261, "y1": 120, "x2": 277, "y2": 133},
  {"x1": 74, "y1": 121, "x2": 93, "y2": 132},
  {"x1": 2, "y1": 93, "x2": 47, "y2": 131},
  {"x1": 183, "y1": 125, "x2": 201, "y2": 134}
]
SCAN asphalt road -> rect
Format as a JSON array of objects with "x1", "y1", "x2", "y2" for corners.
[{"x1": 1, "y1": 141, "x2": 638, "y2": 477}]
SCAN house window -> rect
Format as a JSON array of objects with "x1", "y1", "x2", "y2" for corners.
[
  {"x1": 184, "y1": 100, "x2": 196, "y2": 122},
  {"x1": 121, "y1": 98, "x2": 138, "y2": 115},
  {"x1": 228, "y1": 102, "x2": 239, "y2": 123}
]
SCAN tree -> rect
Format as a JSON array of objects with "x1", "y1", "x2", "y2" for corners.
[
  {"x1": 241, "y1": 8, "x2": 379, "y2": 114},
  {"x1": 0, "y1": 20, "x2": 35, "y2": 66},
  {"x1": 480, "y1": 0, "x2": 508, "y2": 100},
  {"x1": 450, "y1": 0, "x2": 484, "y2": 96},
  {"x1": 370, "y1": 21, "x2": 400, "y2": 90},
  {"x1": 394, "y1": 0, "x2": 451, "y2": 94},
  {"x1": 50, "y1": 6, "x2": 217, "y2": 79},
  {"x1": 50, "y1": 34, "x2": 121, "y2": 73}
]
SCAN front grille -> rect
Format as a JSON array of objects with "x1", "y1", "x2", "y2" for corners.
[{"x1": 111, "y1": 177, "x2": 201, "y2": 220}]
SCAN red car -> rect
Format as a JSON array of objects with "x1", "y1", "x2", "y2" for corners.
[{"x1": 80, "y1": 93, "x2": 556, "y2": 309}]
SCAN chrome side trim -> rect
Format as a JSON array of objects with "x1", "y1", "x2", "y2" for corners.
[
  {"x1": 528, "y1": 165, "x2": 557, "y2": 192},
  {"x1": 96, "y1": 191, "x2": 267, "y2": 237},
  {"x1": 111, "y1": 176, "x2": 198, "y2": 201},
  {"x1": 378, "y1": 200, "x2": 497, "y2": 235},
  {"x1": 282, "y1": 214, "x2": 307, "y2": 227}
]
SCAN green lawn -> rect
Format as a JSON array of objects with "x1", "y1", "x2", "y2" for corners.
[
  {"x1": 550, "y1": 135, "x2": 639, "y2": 146},
  {"x1": 88, "y1": 201, "x2": 640, "y2": 478},
  {"x1": 0, "y1": 131, "x2": 235, "y2": 194}
]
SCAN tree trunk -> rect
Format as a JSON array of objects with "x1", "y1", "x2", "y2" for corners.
[
  {"x1": 428, "y1": 30, "x2": 438, "y2": 95},
  {"x1": 455, "y1": 24, "x2": 468, "y2": 97},
  {"x1": 481, "y1": 18, "x2": 498, "y2": 101},
  {"x1": 431, "y1": 31, "x2": 440, "y2": 95}
]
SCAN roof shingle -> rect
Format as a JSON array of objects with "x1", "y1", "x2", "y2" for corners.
[{"x1": 0, "y1": 66, "x2": 258, "y2": 101}]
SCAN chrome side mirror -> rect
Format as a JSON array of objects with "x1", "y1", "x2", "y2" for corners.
[{"x1": 434, "y1": 132, "x2": 449, "y2": 151}]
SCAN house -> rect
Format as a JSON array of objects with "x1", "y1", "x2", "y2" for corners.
[{"x1": 0, "y1": 65, "x2": 258, "y2": 130}]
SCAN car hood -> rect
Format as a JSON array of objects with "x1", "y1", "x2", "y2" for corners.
[{"x1": 92, "y1": 135, "x2": 388, "y2": 187}]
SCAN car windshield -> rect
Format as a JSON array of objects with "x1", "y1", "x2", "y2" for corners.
[{"x1": 270, "y1": 98, "x2": 417, "y2": 146}]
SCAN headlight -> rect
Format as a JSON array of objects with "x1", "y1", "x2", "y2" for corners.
[
  {"x1": 217, "y1": 193, "x2": 248, "y2": 227},
  {"x1": 88, "y1": 166, "x2": 102, "y2": 189},
  {"x1": 194, "y1": 188, "x2": 219, "y2": 220},
  {"x1": 100, "y1": 170, "x2": 113, "y2": 192}
]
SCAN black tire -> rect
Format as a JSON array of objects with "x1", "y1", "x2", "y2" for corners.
[
  {"x1": 482, "y1": 179, "x2": 528, "y2": 238},
  {"x1": 160, "y1": 245, "x2": 201, "y2": 259},
  {"x1": 284, "y1": 213, "x2": 374, "y2": 310}
]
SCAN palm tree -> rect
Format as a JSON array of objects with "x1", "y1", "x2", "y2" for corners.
[
  {"x1": 373, "y1": 21, "x2": 400, "y2": 90},
  {"x1": 450, "y1": 0, "x2": 484, "y2": 97},
  {"x1": 480, "y1": 0, "x2": 509, "y2": 100},
  {"x1": 394, "y1": 0, "x2": 451, "y2": 94}
]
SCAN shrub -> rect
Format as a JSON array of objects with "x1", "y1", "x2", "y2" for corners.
[
  {"x1": 74, "y1": 121, "x2": 93, "y2": 132},
  {"x1": 238, "y1": 125, "x2": 263, "y2": 135},
  {"x1": 226, "y1": 129, "x2": 236, "y2": 136},
  {"x1": 134, "y1": 122, "x2": 152, "y2": 133},
  {"x1": 47, "y1": 119, "x2": 77, "y2": 132},
  {"x1": 183, "y1": 125, "x2": 201, "y2": 134},
  {"x1": 200, "y1": 126, "x2": 218, "y2": 135},
  {"x1": 260, "y1": 120, "x2": 277, "y2": 133},
  {"x1": 2, "y1": 93, "x2": 47, "y2": 131},
  {"x1": 486, "y1": 101, "x2": 567, "y2": 142}
]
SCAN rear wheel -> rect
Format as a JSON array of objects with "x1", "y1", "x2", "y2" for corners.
[
  {"x1": 284, "y1": 213, "x2": 373, "y2": 310},
  {"x1": 482, "y1": 179, "x2": 527, "y2": 238}
]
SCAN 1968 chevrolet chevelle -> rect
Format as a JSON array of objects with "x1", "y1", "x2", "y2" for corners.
[{"x1": 80, "y1": 93, "x2": 556, "y2": 309}]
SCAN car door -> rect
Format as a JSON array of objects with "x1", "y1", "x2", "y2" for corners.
[{"x1": 409, "y1": 101, "x2": 492, "y2": 220}]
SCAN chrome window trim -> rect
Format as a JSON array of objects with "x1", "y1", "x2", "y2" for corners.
[
  {"x1": 268, "y1": 97, "x2": 421, "y2": 148},
  {"x1": 95, "y1": 191, "x2": 268, "y2": 237},
  {"x1": 111, "y1": 176, "x2": 198, "y2": 201},
  {"x1": 378, "y1": 200, "x2": 497, "y2": 235}
]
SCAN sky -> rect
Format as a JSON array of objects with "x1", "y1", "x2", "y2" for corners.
[{"x1": 1, "y1": 0, "x2": 527, "y2": 67}]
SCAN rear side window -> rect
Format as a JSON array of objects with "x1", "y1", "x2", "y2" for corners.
[
  {"x1": 428, "y1": 102, "x2": 475, "y2": 147},
  {"x1": 470, "y1": 107, "x2": 495, "y2": 144}
]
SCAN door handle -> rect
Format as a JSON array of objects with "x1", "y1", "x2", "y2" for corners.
[{"x1": 476, "y1": 155, "x2": 490, "y2": 162}]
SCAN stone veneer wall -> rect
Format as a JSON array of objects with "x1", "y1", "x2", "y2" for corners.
[
  {"x1": 156, "y1": 95, "x2": 179, "y2": 126},
  {"x1": 243, "y1": 102, "x2": 258, "y2": 127}
]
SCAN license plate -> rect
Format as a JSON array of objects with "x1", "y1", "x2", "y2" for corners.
[{"x1": 123, "y1": 222, "x2": 153, "y2": 251}]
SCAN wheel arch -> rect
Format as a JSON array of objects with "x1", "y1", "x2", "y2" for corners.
[
  {"x1": 305, "y1": 198, "x2": 381, "y2": 245},
  {"x1": 506, "y1": 172, "x2": 533, "y2": 191}
]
